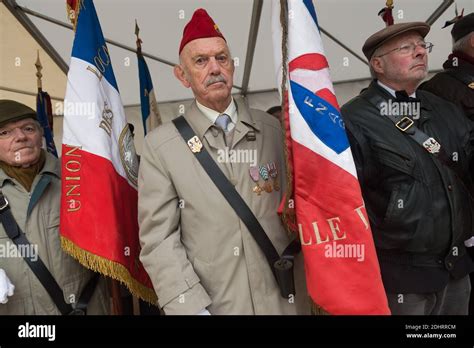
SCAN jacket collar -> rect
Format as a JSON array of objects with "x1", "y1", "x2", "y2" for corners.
[
  {"x1": 443, "y1": 52, "x2": 474, "y2": 71},
  {"x1": 377, "y1": 80, "x2": 416, "y2": 98},
  {"x1": 195, "y1": 98, "x2": 238, "y2": 127},
  {"x1": 183, "y1": 98, "x2": 261, "y2": 149},
  {"x1": 366, "y1": 80, "x2": 433, "y2": 112},
  {"x1": 236, "y1": 98, "x2": 261, "y2": 132}
]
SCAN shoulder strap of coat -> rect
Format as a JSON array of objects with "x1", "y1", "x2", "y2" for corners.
[
  {"x1": 360, "y1": 91, "x2": 474, "y2": 198},
  {"x1": 360, "y1": 90, "x2": 445, "y2": 155}
]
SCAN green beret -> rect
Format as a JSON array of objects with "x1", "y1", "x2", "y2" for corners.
[{"x1": 0, "y1": 100, "x2": 37, "y2": 128}]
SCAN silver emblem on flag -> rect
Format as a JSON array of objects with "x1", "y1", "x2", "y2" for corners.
[{"x1": 119, "y1": 125, "x2": 139, "y2": 188}]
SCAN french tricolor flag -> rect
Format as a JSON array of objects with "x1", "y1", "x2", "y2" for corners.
[
  {"x1": 272, "y1": 0, "x2": 390, "y2": 314},
  {"x1": 60, "y1": 0, "x2": 156, "y2": 303}
]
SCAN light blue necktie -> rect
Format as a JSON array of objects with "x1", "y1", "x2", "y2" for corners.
[{"x1": 215, "y1": 114, "x2": 231, "y2": 133}]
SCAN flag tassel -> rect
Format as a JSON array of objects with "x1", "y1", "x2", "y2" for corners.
[{"x1": 61, "y1": 237, "x2": 158, "y2": 304}]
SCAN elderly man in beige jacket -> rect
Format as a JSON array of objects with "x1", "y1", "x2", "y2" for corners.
[
  {"x1": 0, "y1": 99, "x2": 109, "y2": 315},
  {"x1": 138, "y1": 9, "x2": 308, "y2": 315}
]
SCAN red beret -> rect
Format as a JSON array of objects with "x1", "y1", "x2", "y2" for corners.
[{"x1": 179, "y1": 9, "x2": 226, "y2": 54}]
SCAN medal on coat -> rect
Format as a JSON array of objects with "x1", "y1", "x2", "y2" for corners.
[
  {"x1": 259, "y1": 164, "x2": 272, "y2": 193},
  {"x1": 267, "y1": 162, "x2": 279, "y2": 191},
  {"x1": 249, "y1": 166, "x2": 263, "y2": 195}
]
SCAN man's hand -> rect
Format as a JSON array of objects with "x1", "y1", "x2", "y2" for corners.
[{"x1": 0, "y1": 269, "x2": 15, "y2": 304}]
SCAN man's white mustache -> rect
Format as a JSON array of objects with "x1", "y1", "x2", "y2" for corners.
[{"x1": 206, "y1": 75, "x2": 226, "y2": 86}]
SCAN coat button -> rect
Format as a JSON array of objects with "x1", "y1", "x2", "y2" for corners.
[
  {"x1": 447, "y1": 184, "x2": 453, "y2": 191},
  {"x1": 446, "y1": 261, "x2": 453, "y2": 270}
]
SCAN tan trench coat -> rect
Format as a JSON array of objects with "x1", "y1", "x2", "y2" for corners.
[
  {"x1": 0, "y1": 152, "x2": 109, "y2": 315},
  {"x1": 138, "y1": 99, "x2": 309, "y2": 315}
]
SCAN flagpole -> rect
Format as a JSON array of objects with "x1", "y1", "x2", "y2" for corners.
[
  {"x1": 135, "y1": 19, "x2": 162, "y2": 135},
  {"x1": 278, "y1": 0, "x2": 298, "y2": 237},
  {"x1": 135, "y1": 19, "x2": 142, "y2": 56},
  {"x1": 110, "y1": 279, "x2": 124, "y2": 315},
  {"x1": 35, "y1": 50, "x2": 43, "y2": 116},
  {"x1": 35, "y1": 50, "x2": 42, "y2": 93},
  {"x1": 35, "y1": 51, "x2": 58, "y2": 157}
]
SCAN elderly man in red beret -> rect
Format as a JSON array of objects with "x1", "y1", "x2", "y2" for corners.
[
  {"x1": 341, "y1": 20, "x2": 474, "y2": 315},
  {"x1": 138, "y1": 9, "x2": 308, "y2": 315}
]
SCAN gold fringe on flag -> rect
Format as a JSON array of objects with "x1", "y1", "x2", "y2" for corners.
[
  {"x1": 61, "y1": 236, "x2": 158, "y2": 304},
  {"x1": 311, "y1": 301, "x2": 330, "y2": 315}
]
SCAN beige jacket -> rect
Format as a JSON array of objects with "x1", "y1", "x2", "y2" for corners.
[
  {"x1": 138, "y1": 99, "x2": 309, "y2": 315},
  {"x1": 0, "y1": 152, "x2": 109, "y2": 315}
]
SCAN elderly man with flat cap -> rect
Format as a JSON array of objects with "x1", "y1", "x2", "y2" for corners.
[
  {"x1": 0, "y1": 100, "x2": 109, "y2": 315},
  {"x1": 420, "y1": 12, "x2": 474, "y2": 120},
  {"x1": 341, "y1": 21, "x2": 474, "y2": 315},
  {"x1": 138, "y1": 9, "x2": 308, "y2": 315}
]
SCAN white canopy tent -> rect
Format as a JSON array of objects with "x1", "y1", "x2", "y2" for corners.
[{"x1": 1, "y1": 0, "x2": 473, "y2": 154}]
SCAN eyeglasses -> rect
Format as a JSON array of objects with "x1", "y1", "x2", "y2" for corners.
[
  {"x1": 0, "y1": 124, "x2": 39, "y2": 139},
  {"x1": 376, "y1": 42, "x2": 434, "y2": 57}
]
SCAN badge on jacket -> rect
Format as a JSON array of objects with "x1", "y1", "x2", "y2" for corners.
[
  {"x1": 422, "y1": 137, "x2": 441, "y2": 154},
  {"x1": 187, "y1": 136, "x2": 203, "y2": 153}
]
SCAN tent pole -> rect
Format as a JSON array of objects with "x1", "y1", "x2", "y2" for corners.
[
  {"x1": 319, "y1": 27, "x2": 368, "y2": 66},
  {"x1": 3, "y1": 0, "x2": 69, "y2": 74},
  {"x1": 426, "y1": 0, "x2": 455, "y2": 25},
  {"x1": 12, "y1": 3, "x2": 244, "y2": 90},
  {"x1": 241, "y1": 0, "x2": 263, "y2": 97}
]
